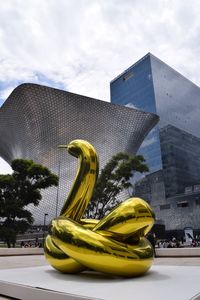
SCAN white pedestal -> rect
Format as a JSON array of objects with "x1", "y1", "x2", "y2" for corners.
[{"x1": 0, "y1": 265, "x2": 200, "y2": 300}]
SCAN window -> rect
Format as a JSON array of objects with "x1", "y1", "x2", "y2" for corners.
[
  {"x1": 160, "y1": 204, "x2": 170, "y2": 210},
  {"x1": 123, "y1": 72, "x2": 134, "y2": 81},
  {"x1": 195, "y1": 198, "x2": 200, "y2": 205},
  {"x1": 177, "y1": 202, "x2": 188, "y2": 208}
]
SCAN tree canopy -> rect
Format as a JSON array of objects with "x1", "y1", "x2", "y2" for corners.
[
  {"x1": 0, "y1": 159, "x2": 58, "y2": 247},
  {"x1": 85, "y1": 152, "x2": 148, "y2": 219}
]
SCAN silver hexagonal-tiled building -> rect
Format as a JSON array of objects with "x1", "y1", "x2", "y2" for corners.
[{"x1": 0, "y1": 83, "x2": 158, "y2": 223}]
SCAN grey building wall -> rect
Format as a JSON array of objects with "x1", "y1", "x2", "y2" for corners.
[
  {"x1": 0, "y1": 83, "x2": 158, "y2": 224},
  {"x1": 160, "y1": 125, "x2": 200, "y2": 198},
  {"x1": 135, "y1": 170, "x2": 165, "y2": 206},
  {"x1": 159, "y1": 192, "x2": 200, "y2": 231},
  {"x1": 135, "y1": 124, "x2": 200, "y2": 230}
]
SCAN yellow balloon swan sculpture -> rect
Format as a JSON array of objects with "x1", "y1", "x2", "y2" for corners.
[{"x1": 44, "y1": 140, "x2": 155, "y2": 277}]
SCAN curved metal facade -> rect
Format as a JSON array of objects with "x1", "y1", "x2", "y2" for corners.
[{"x1": 0, "y1": 83, "x2": 158, "y2": 223}]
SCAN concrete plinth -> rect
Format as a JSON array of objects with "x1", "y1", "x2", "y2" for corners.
[{"x1": 0, "y1": 265, "x2": 200, "y2": 300}]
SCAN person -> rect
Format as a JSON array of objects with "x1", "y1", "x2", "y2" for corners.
[
  {"x1": 24, "y1": 242, "x2": 29, "y2": 248},
  {"x1": 191, "y1": 239, "x2": 197, "y2": 247},
  {"x1": 27, "y1": 240, "x2": 32, "y2": 247},
  {"x1": 35, "y1": 238, "x2": 40, "y2": 247},
  {"x1": 167, "y1": 241, "x2": 173, "y2": 248}
]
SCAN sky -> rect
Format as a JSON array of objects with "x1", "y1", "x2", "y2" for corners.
[{"x1": 1, "y1": 0, "x2": 200, "y2": 173}]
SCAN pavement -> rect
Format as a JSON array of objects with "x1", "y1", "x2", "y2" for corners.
[{"x1": 0, "y1": 255, "x2": 200, "y2": 299}]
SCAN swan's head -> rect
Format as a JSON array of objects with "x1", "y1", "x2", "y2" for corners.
[{"x1": 58, "y1": 140, "x2": 87, "y2": 158}]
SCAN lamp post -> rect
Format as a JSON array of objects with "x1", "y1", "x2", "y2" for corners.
[
  {"x1": 43, "y1": 213, "x2": 48, "y2": 246},
  {"x1": 55, "y1": 161, "x2": 61, "y2": 217}
]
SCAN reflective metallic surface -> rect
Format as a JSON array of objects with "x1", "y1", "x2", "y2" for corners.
[
  {"x1": 110, "y1": 53, "x2": 200, "y2": 231},
  {"x1": 0, "y1": 83, "x2": 158, "y2": 224},
  {"x1": 44, "y1": 140, "x2": 155, "y2": 277},
  {"x1": 58, "y1": 140, "x2": 99, "y2": 221}
]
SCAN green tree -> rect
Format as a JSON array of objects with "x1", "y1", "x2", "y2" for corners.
[
  {"x1": 85, "y1": 152, "x2": 148, "y2": 219},
  {"x1": 0, "y1": 159, "x2": 58, "y2": 247}
]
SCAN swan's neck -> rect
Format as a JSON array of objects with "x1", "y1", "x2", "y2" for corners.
[{"x1": 60, "y1": 141, "x2": 99, "y2": 221}]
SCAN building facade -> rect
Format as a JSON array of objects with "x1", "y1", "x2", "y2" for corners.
[
  {"x1": 0, "y1": 83, "x2": 158, "y2": 224},
  {"x1": 160, "y1": 125, "x2": 200, "y2": 198},
  {"x1": 110, "y1": 53, "x2": 200, "y2": 231}
]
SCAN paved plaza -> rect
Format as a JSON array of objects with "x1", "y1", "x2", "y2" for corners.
[{"x1": 0, "y1": 255, "x2": 200, "y2": 299}]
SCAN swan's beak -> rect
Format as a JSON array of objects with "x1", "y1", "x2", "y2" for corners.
[{"x1": 58, "y1": 144, "x2": 68, "y2": 149}]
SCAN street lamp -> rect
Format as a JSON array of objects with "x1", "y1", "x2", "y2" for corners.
[
  {"x1": 43, "y1": 213, "x2": 48, "y2": 245},
  {"x1": 55, "y1": 161, "x2": 61, "y2": 217}
]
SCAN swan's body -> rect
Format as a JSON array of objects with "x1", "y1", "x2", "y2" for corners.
[{"x1": 44, "y1": 140, "x2": 155, "y2": 277}]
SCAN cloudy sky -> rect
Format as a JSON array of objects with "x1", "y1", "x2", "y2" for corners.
[{"x1": 0, "y1": 0, "x2": 200, "y2": 173}]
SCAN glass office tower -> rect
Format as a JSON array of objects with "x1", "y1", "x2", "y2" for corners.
[
  {"x1": 111, "y1": 54, "x2": 162, "y2": 172},
  {"x1": 110, "y1": 53, "x2": 200, "y2": 231}
]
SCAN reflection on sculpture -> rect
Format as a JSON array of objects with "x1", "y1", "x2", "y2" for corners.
[{"x1": 44, "y1": 140, "x2": 155, "y2": 277}]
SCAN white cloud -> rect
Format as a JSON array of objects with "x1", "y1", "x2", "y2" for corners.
[
  {"x1": 125, "y1": 103, "x2": 139, "y2": 110},
  {"x1": 0, "y1": 85, "x2": 16, "y2": 101},
  {"x1": 140, "y1": 136, "x2": 157, "y2": 148},
  {"x1": 1, "y1": 0, "x2": 200, "y2": 168},
  {"x1": 0, "y1": 157, "x2": 12, "y2": 174},
  {"x1": 0, "y1": 0, "x2": 200, "y2": 102}
]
